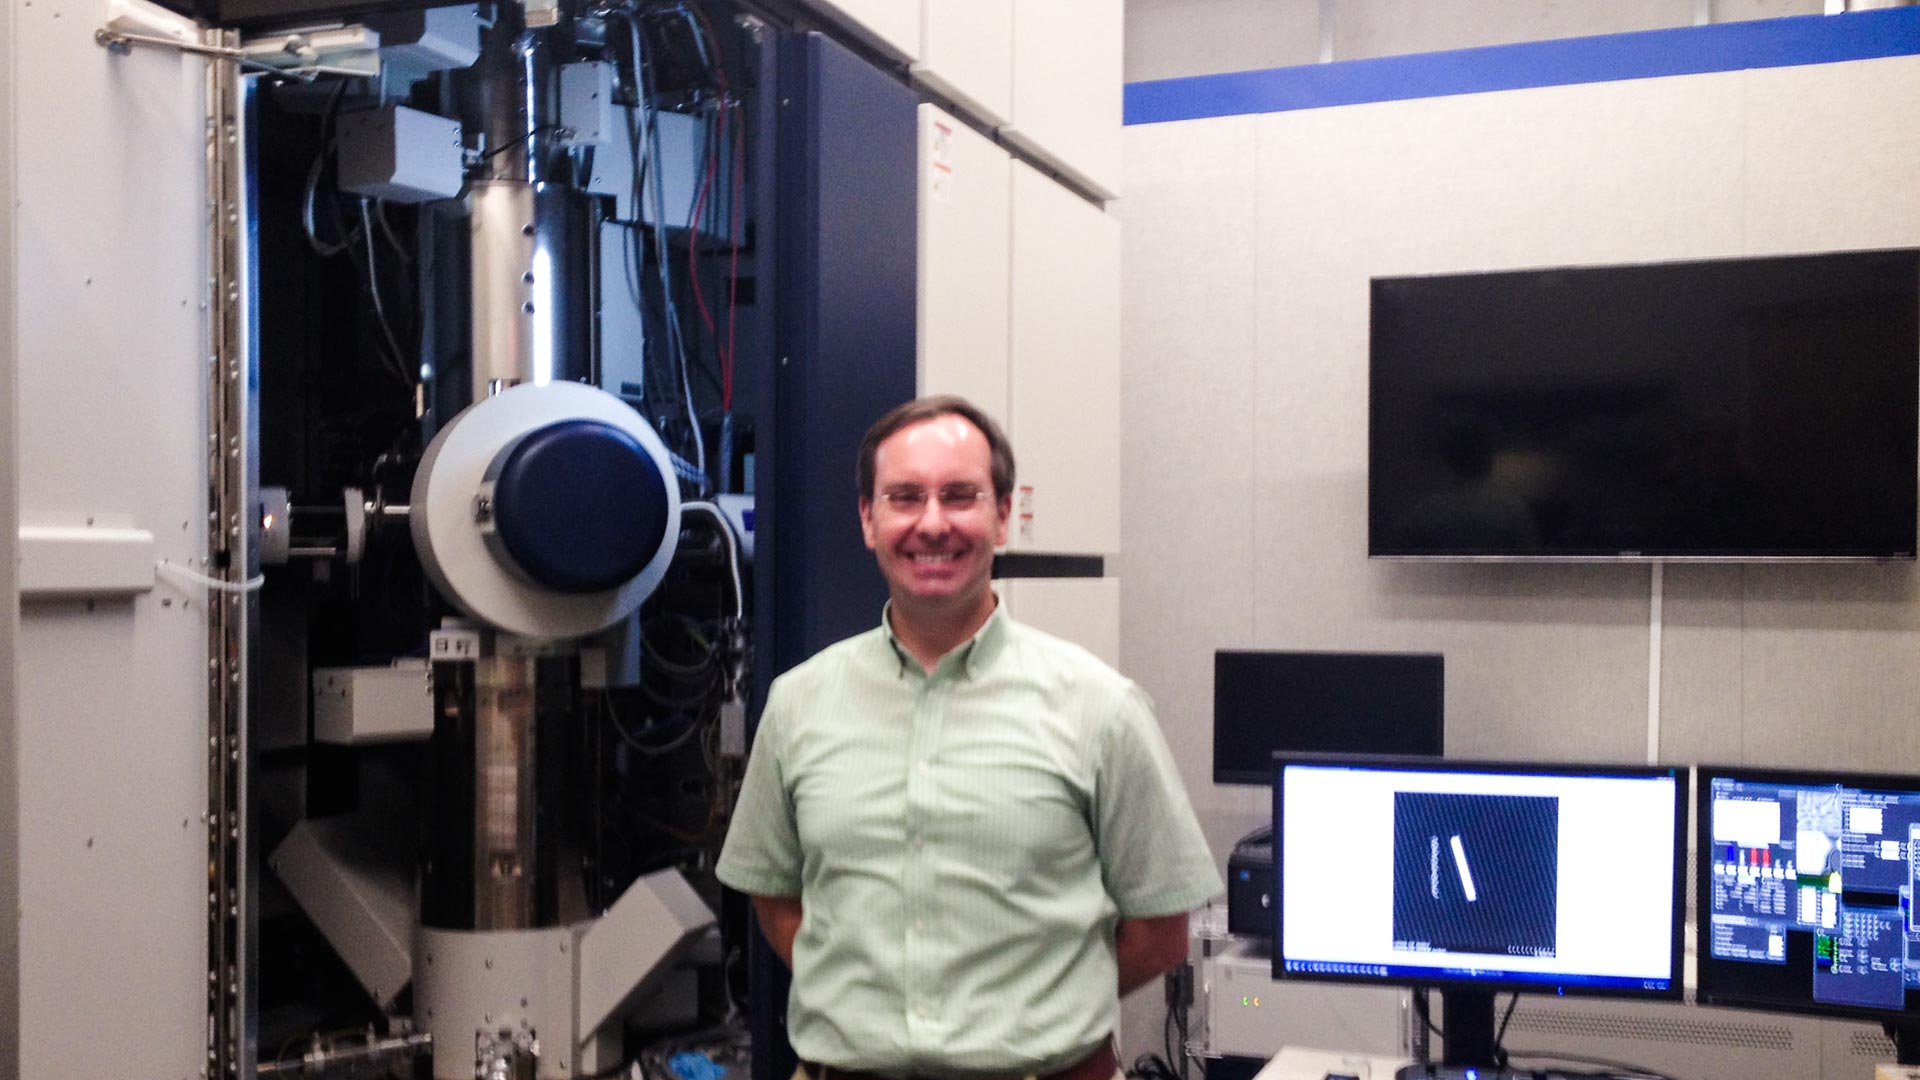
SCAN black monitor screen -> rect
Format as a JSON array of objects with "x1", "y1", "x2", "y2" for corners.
[
  {"x1": 1698, "y1": 766, "x2": 1920, "y2": 1021},
  {"x1": 1274, "y1": 754, "x2": 1687, "y2": 999},
  {"x1": 1369, "y1": 248, "x2": 1920, "y2": 559},
  {"x1": 1213, "y1": 651, "x2": 1443, "y2": 785}
]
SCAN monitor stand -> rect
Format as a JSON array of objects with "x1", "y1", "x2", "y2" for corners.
[
  {"x1": 1441, "y1": 989, "x2": 1498, "y2": 1068},
  {"x1": 1395, "y1": 990, "x2": 1503, "y2": 1080},
  {"x1": 1886, "y1": 1021, "x2": 1920, "y2": 1065}
]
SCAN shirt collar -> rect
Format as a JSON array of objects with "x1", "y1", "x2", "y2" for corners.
[{"x1": 879, "y1": 592, "x2": 1010, "y2": 679}]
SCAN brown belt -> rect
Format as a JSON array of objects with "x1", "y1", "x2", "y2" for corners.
[{"x1": 802, "y1": 1037, "x2": 1117, "y2": 1080}]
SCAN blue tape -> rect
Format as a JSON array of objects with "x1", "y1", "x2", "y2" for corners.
[{"x1": 1126, "y1": 8, "x2": 1920, "y2": 125}]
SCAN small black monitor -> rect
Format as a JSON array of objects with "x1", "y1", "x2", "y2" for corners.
[
  {"x1": 1274, "y1": 754, "x2": 1688, "y2": 1068},
  {"x1": 1697, "y1": 765, "x2": 1920, "y2": 1058},
  {"x1": 1213, "y1": 651, "x2": 1443, "y2": 785}
]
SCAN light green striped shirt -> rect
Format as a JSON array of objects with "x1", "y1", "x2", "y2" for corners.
[{"x1": 716, "y1": 602, "x2": 1222, "y2": 1078}]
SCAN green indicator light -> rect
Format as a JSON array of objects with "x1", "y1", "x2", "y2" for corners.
[{"x1": 1242, "y1": 996, "x2": 1250, "y2": 1007}]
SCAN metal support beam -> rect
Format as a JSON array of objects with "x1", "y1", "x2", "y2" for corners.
[{"x1": 204, "y1": 34, "x2": 258, "y2": 1080}]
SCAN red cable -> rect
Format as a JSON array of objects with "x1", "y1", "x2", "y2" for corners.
[
  {"x1": 686, "y1": 5, "x2": 738, "y2": 412},
  {"x1": 724, "y1": 105, "x2": 743, "y2": 411},
  {"x1": 686, "y1": 109, "x2": 721, "y2": 350}
]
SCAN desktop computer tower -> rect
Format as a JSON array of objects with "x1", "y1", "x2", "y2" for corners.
[{"x1": 1196, "y1": 938, "x2": 1412, "y2": 1062}]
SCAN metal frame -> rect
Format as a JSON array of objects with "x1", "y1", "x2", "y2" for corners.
[
  {"x1": 153, "y1": 0, "x2": 440, "y2": 31},
  {"x1": 0, "y1": 0, "x2": 19, "y2": 1073},
  {"x1": 205, "y1": 39, "x2": 260, "y2": 1080}
]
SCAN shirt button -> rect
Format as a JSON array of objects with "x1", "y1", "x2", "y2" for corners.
[{"x1": 915, "y1": 917, "x2": 927, "y2": 932}]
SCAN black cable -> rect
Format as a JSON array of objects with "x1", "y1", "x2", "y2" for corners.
[
  {"x1": 1162, "y1": 1005, "x2": 1177, "y2": 1075},
  {"x1": 1487, "y1": 992, "x2": 1518, "y2": 1069},
  {"x1": 299, "y1": 78, "x2": 361, "y2": 258},
  {"x1": 479, "y1": 123, "x2": 569, "y2": 163},
  {"x1": 1173, "y1": 993, "x2": 1191, "y2": 1080},
  {"x1": 1125, "y1": 1052, "x2": 1181, "y2": 1080},
  {"x1": 1411, "y1": 987, "x2": 1445, "y2": 1041}
]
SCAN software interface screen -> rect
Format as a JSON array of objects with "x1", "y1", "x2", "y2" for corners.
[
  {"x1": 1279, "y1": 764, "x2": 1679, "y2": 991},
  {"x1": 1705, "y1": 776, "x2": 1920, "y2": 1011}
]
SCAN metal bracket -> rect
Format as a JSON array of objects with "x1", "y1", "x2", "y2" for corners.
[
  {"x1": 95, "y1": 27, "x2": 243, "y2": 60},
  {"x1": 95, "y1": 24, "x2": 378, "y2": 79}
]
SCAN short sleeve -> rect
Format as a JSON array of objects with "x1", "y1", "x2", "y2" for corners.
[
  {"x1": 1090, "y1": 683, "x2": 1224, "y2": 917},
  {"x1": 715, "y1": 682, "x2": 804, "y2": 897}
]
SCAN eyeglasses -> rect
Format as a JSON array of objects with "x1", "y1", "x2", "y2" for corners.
[{"x1": 876, "y1": 484, "x2": 992, "y2": 515}]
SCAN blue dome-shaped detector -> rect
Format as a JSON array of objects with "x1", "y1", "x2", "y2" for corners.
[{"x1": 489, "y1": 419, "x2": 671, "y2": 594}]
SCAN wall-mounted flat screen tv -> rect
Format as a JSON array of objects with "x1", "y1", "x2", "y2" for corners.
[{"x1": 1369, "y1": 250, "x2": 1919, "y2": 560}]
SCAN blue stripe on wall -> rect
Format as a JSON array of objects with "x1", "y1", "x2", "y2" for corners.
[{"x1": 1125, "y1": 7, "x2": 1920, "y2": 125}]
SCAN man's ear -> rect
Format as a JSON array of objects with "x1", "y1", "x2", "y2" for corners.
[
  {"x1": 993, "y1": 495, "x2": 1012, "y2": 547},
  {"x1": 859, "y1": 497, "x2": 878, "y2": 550}
]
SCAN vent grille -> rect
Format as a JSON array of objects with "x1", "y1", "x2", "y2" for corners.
[
  {"x1": 1849, "y1": 1027, "x2": 1897, "y2": 1058},
  {"x1": 1509, "y1": 1007, "x2": 1795, "y2": 1051}
]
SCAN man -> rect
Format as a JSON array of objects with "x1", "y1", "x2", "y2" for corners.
[{"x1": 717, "y1": 395, "x2": 1220, "y2": 1080}]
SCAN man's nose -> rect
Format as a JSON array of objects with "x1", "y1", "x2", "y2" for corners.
[{"x1": 914, "y1": 499, "x2": 953, "y2": 535}]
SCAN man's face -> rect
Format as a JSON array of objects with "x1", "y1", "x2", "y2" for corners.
[{"x1": 860, "y1": 414, "x2": 1011, "y2": 616}]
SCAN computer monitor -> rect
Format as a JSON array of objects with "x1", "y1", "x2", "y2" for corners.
[
  {"x1": 1273, "y1": 754, "x2": 1688, "y2": 1068},
  {"x1": 1697, "y1": 765, "x2": 1920, "y2": 1061},
  {"x1": 1213, "y1": 651, "x2": 1444, "y2": 785}
]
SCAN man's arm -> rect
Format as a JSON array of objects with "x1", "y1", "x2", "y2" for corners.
[
  {"x1": 751, "y1": 893, "x2": 804, "y2": 970},
  {"x1": 1115, "y1": 910, "x2": 1189, "y2": 997}
]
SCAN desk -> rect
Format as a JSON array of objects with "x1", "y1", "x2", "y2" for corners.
[{"x1": 1250, "y1": 1047, "x2": 1411, "y2": 1080}]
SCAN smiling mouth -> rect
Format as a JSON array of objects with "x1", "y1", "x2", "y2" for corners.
[{"x1": 909, "y1": 553, "x2": 959, "y2": 565}]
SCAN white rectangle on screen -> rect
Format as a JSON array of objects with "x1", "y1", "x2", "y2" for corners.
[
  {"x1": 1849, "y1": 806, "x2": 1885, "y2": 835},
  {"x1": 1712, "y1": 798, "x2": 1782, "y2": 847}
]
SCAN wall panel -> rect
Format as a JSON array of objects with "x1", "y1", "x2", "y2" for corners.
[
  {"x1": 1333, "y1": 0, "x2": 1696, "y2": 60},
  {"x1": 1124, "y1": 0, "x2": 1320, "y2": 83},
  {"x1": 1743, "y1": 56, "x2": 1920, "y2": 253},
  {"x1": 1118, "y1": 118, "x2": 1261, "y2": 1063},
  {"x1": 1121, "y1": 17, "x2": 1920, "y2": 1077},
  {"x1": 1657, "y1": 565, "x2": 1746, "y2": 765},
  {"x1": 12, "y1": 1, "x2": 212, "y2": 1075},
  {"x1": 1239, "y1": 74, "x2": 1748, "y2": 767},
  {"x1": 917, "y1": 0, "x2": 1014, "y2": 125},
  {"x1": 1119, "y1": 114, "x2": 1260, "y2": 827},
  {"x1": 1007, "y1": 0, "x2": 1124, "y2": 196},
  {"x1": 916, "y1": 104, "x2": 1011, "y2": 424},
  {"x1": 1009, "y1": 162, "x2": 1121, "y2": 555},
  {"x1": 0, "y1": 0, "x2": 17, "y2": 1072},
  {"x1": 1123, "y1": 39, "x2": 1920, "y2": 857},
  {"x1": 998, "y1": 578, "x2": 1121, "y2": 669}
]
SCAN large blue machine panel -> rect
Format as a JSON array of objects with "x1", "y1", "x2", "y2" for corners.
[
  {"x1": 767, "y1": 31, "x2": 917, "y2": 679},
  {"x1": 751, "y1": 30, "x2": 917, "y2": 1080}
]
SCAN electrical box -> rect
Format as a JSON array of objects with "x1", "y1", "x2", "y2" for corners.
[
  {"x1": 335, "y1": 105, "x2": 464, "y2": 204},
  {"x1": 1199, "y1": 938, "x2": 1410, "y2": 1061},
  {"x1": 560, "y1": 62, "x2": 615, "y2": 146},
  {"x1": 585, "y1": 108, "x2": 731, "y2": 241},
  {"x1": 312, "y1": 661, "x2": 433, "y2": 745}
]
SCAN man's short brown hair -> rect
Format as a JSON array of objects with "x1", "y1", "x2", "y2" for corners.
[{"x1": 857, "y1": 395, "x2": 1016, "y2": 501}]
